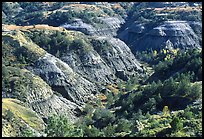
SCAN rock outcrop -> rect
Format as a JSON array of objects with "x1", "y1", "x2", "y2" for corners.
[
  {"x1": 1, "y1": 66, "x2": 82, "y2": 123},
  {"x1": 61, "y1": 17, "x2": 125, "y2": 36},
  {"x1": 30, "y1": 94, "x2": 81, "y2": 122},
  {"x1": 27, "y1": 53, "x2": 97, "y2": 106},
  {"x1": 148, "y1": 2, "x2": 189, "y2": 8},
  {"x1": 119, "y1": 20, "x2": 202, "y2": 51},
  {"x1": 61, "y1": 36, "x2": 143, "y2": 84},
  {"x1": 2, "y1": 26, "x2": 144, "y2": 125},
  {"x1": 2, "y1": 30, "x2": 97, "y2": 125}
]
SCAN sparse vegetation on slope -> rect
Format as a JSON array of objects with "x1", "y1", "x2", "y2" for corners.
[
  {"x1": 2, "y1": 98, "x2": 45, "y2": 137},
  {"x1": 2, "y1": 2, "x2": 202, "y2": 137}
]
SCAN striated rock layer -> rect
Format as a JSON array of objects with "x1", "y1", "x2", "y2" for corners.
[
  {"x1": 119, "y1": 20, "x2": 202, "y2": 51},
  {"x1": 61, "y1": 17, "x2": 125, "y2": 37},
  {"x1": 62, "y1": 36, "x2": 143, "y2": 84},
  {"x1": 2, "y1": 26, "x2": 143, "y2": 126}
]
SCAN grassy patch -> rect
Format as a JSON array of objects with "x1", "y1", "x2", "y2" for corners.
[{"x1": 2, "y1": 98, "x2": 45, "y2": 131}]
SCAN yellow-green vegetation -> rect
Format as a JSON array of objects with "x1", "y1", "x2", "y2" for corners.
[
  {"x1": 3, "y1": 31, "x2": 46, "y2": 57},
  {"x1": 138, "y1": 114, "x2": 172, "y2": 137},
  {"x1": 134, "y1": 103, "x2": 202, "y2": 137},
  {"x1": 28, "y1": 27, "x2": 85, "y2": 41},
  {"x1": 2, "y1": 122, "x2": 17, "y2": 137},
  {"x1": 2, "y1": 31, "x2": 46, "y2": 68},
  {"x1": 162, "y1": 106, "x2": 170, "y2": 117},
  {"x1": 191, "y1": 81, "x2": 202, "y2": 86},
  {"x1": 2, "y1": 98, "x2": 45, "y2": 134},
  {"x1": 2, "y1": 66, "x2": 53, "y2": 103},
  {"x1": 2, "y1": 2, "x2": 202, "y2": 137}
]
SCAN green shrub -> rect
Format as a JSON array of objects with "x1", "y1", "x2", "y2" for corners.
[
  {"x1": 45, "y1": 114, "x2": 83, "y2": 137},
  {"x1": 170, "y1": 117, "x2": 183, "y2": 132},
  {"x1": 4, "y1": 109, "x2": 14, "y2": 122}
]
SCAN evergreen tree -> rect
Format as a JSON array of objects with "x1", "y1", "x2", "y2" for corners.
[{"x1": 45, "y1": 114, "x2": 83, "y2": 137}]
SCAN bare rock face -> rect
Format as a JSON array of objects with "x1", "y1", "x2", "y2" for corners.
[
  {"x1": 96, "y1": 17, "x2": 125, "y2": 36},
  {"x1": 61, "y1": 19, "x2": 96, "y2": 35},
  {"x1": 27, "y1": 53, "x2": 97, "y2": 106},
  {"x1": 61, "y1": 49, "x2": 114, "y2": 84},
  {"x1": 148, "y1": 2, "x2": 189, "y2": 8},
  {"x1": 24, "y1": 35, "x2": 143, "y2": 123},
  {"x1": 119, "y1": 20, "x2": 202, "y2": 51},
  {"x1": 23, "y1": 52, "x2": 100, "y2": 122},
  {"x1": 2, "y1": 27, "x2": 143, "y2": 127},
  {"x1": 107, "y1": 37, "x2": 142, "y2": 72},
  {"x1": 30, "y1": 94, "x2": 80, "y2": 122},
  {"x1": 61, "y1": 36, "x2": 143, "y2": 84},
  {"x1": 2, "y1": 31, "x2": 84, "y2": 126},
  {"x1": 1, "y1": 66, "x2": 82, "y2": 123},
  {"x1": 61, "y1": 17, "x2": 125, "y2": 36},
  {"x1": 59, "y1": 16, "x2": 143, "y2": 84}
]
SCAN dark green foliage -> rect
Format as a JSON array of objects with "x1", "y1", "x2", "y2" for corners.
[
  {"x1": 91, "y1": 39, "x2": 112, "y2": 54},
  {"x1": 46, "y1": 11, "x2": 74, "y2": 26},
  {"x1": 170, "y1": 117, "x2": 183, "y2": 132},
  {"x1": 150, "y1": 120, "x2": 160, "y2": 129},
  {"x1": 20, "y1": 128, "x2": 35, "y2": 137},
  {"x1": 83, "y1": 104, "x2": 94, "y2": 115},
  {"x1": 112, "y1": 6, "x2": 126, "y2": 18},
  {"x1": 2, "y1": 2, "x2": 21, "y2": 24},
  {"x1": 138, "y1": 48, "x2": 202, "y2": 82},
  {"x1": 71, "y1": 39, "x2": 85, "y2": 50},
  {"x1": 3, "y1": 2, "x2": 103, "y2": 26},
  {"x1": 115, "y1": 72, "x2": 201, "y2": 116},
  {"x1": 4, "y1": 110, "x2": 14, "y2": 122},
  {"x1": 101, "y1": 124, "x2": 116, "y2": 137},
  {"x1": 105, "y1": 92, "x2": 114, "y2": 108},
  {"x1": 183, "y1": 109, "x2": 193, "y2": 120},
  {"x1": 2, "y1": 2, "x2": 202, "y2": 137},
  {"x1": 2, "y1": 35, "x2": 43, "y2": 68},
  {"x1": 102, "y1": 8, "x2": 114, "y2": 17},
  {"x1": 56, "y1": 10, "x2": 99, "y2": 26},
  {"x1": 142, "y1": 98, "x2": 156, "y2": 113},
  {"x1": 49, "y1": 2, "x2": 64, "y2": 11},
  {"x1": 83, "y1": 116, "x2": 94, "y2": 126},
  {"x1": 132, "y1": 109, "x2": 145, "y2": 121},
  {"x1": 82, "y1": 125, "x2": 101, "y2": 137},
  {"x1": 92, "y1": 108, "x2": 115, "y2": 129},
  {"x1": 45, "y1": 114, "x2": 83, "y2": 137},
  {"x1": 115, "y1": 118, "x2": 132, "y2": 133},
  {"x1": 4, "y1": 2, "x2": 46, "y2": 25},
  {"x1": 27, "y1": 30, "x2": 71, "y2": 57},
  {"x1": 127, "y1": 2, "x2": 201, "y2": 28},
  {"x1": 2, "y1": 66, "x2": 45, "y2": 102},
  {"x1": 27, "y1": 30, "x2": 93, "y2": 57},
  {"x1": 19, "y1": 2, "x2": 44, "y2": 12}
]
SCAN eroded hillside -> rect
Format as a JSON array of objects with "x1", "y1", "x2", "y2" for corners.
[{"x1": 2, "y1": 2, "x2": 202, "y2": 137}]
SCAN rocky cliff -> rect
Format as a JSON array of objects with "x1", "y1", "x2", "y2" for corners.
[
  {"x1": 61, "y1": 36, "x2": 143, "y2": 84},
  {"x1": 2, "y1": 24, "x2": 143, "y2": 135},
  {"x1": 61, "y1": 17, "x2": 125, "y2": 36},
  {"x1": 118, "y1": 3, "x2": 202, "y2": 52},
  {"x1": 119, "y1": 20, "x2": 202, "y2": 51},
  {"x1": 2, "y1": 2, "x2": 202, "y2": 137}
]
